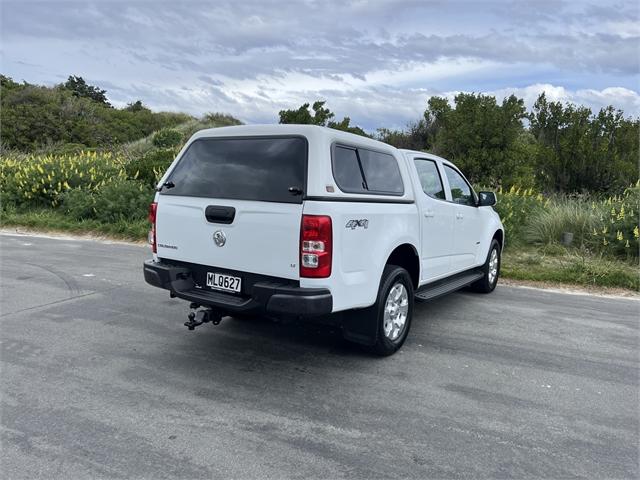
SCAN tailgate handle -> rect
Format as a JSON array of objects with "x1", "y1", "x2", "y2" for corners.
[{"x1": 205, "y1": 206, "x2": 236, "y2": 224}]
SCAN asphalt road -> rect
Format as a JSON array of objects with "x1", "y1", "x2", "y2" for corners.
[{"x1": 1, "y1": 232, "x2": 638, "y2": 479}]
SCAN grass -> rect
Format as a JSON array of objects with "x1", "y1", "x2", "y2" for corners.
[
  {"x1": 502, "y1": 246, "x2": 639, "y2": 291},
  {"x1": 0, "y1": 209, "x2": 148, "y2": 241},
  {"x1": 2, "y1": 209, "x2": 638, "y2": 292}
]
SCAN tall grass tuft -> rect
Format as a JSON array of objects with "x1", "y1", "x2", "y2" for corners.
[{"x1": 525, "y1": 200, "x2": 599, "y2": 248}]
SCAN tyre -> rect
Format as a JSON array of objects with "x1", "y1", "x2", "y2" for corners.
[
  {"x1": 368, "y1": 265, "x2": 415, "y2": 356},
  {"x1": 471, "y1": 239, "x2": 501, "y2": 293}
]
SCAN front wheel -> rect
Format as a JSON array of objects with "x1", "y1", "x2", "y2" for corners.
[
  {"x1": 471, "y1": 239, "x2": 501, "y2": 293},
  {"x1": 369, "y1": 265, "x2": 415, "y2": 356}
]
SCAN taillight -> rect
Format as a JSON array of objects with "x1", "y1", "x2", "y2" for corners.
[
  {"x1": 148, "y1": 202, "x2": 157, "y2": 253},
  {"x1": 300, "y1": 215, "x2": 332, "y2": 278}
]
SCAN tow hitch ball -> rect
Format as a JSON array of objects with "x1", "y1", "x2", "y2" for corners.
[{"x1": 184, "y1": 303, "x2": 222, "y2": 330}]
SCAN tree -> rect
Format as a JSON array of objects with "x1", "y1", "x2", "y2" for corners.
[
  {"x1": 0, "y1": 74, "x2": 20, "y2": 91},
  {"x1": 125, "y1": 100, "x2": 148, "y2": 112},
  {"x1": 328, "y1": 116, "x2": 368, "y2": 136},
  {"x1": 376, "y1": 120, "x2": 431, "y2": 150},
  {"x1": 63, "y1": 75, "x2": 111, "y2": 106},
  {"x1": 423, "y1": 96, "x2": 451, "y2": 146},
  {"x1": 529, "y1": 92, "x2": 639, "y2": 193},
  {"x1": 423, "y1": 93, "x2": 530, "y2": 187},
  {"x1": 279, "y1": 100, "x2": 333, "y2": 125},
  {"x1": 279, "y1": 101, "x2": 368, "y2": 136}
]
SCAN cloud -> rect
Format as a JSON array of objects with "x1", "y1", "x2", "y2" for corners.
[
  {"x1": 487, "y1": 84, "x2": 640, "y2": 117},
  {"x1": 1, "y1": 0, "x2": 638, "y2": 129}
]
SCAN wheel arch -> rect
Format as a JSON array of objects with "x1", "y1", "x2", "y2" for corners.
[
  {"x1": 384, "y1": 243, "x2": 420, "y2": 289},
  {"x1": 492, "y1": 228, "x2": 504, "y2": 250}
]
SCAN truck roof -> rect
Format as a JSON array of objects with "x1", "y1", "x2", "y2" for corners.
[
  {"x1": 191, "y1": 124, "x2": 398, "y2": 153},
  {"x1": 187, "y1": 125, "x2": 455, "y2": 169}
]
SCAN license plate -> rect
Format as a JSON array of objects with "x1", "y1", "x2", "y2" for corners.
[{"x1": 206, "y1": 272, "x2": 241, "y2": 293}]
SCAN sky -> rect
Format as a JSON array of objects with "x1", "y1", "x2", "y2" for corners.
[{"x1": 1, "y1": 0, "x2": 639, "y2": 131}]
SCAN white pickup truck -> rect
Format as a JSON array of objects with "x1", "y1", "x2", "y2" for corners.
[{"x1": 144, "y1": 125, "x2": 504, "y2": 355}]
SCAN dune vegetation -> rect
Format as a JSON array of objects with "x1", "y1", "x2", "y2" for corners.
[{"x1": 1, "y1": 75, "x2": 638, "y2": 290}]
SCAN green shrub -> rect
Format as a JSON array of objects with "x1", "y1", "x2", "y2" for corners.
[
  {"x1": 1, "y1": 75, "x2": 193, "y2": 151},
  {"x1": 152, "y1": 128, "x2": 183, "y2": 148},
  {"x1": 118, "y1": 113, "x2": 242, "y2": 159},
  {"x1": 91, "y1": 180, "x2": 153, "y2": 223},
  {"x1": 60, "y1": 188, "x2": 96, "y2": 220},
  {"x1": 125, "y1": 148, "x2": 177, "y2": 187},
  {"x1": 62, "y1": 179, "x2": 153, "y2": 222}
]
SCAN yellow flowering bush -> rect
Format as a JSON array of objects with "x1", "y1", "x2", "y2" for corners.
[
  {"x1": 493, "y1": 185, "x2": 547, "y2": 246},
  {"x1": 494, "y1": 183, "x2": 639, "y2": 258},
  {"x1": 592, "y1": 184, "x2": 639, "y2": 258},
  {"x1": 1, "y1": 151, "x2": 127, "y2": 208}
]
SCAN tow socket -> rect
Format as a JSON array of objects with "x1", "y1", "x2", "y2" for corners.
[{"x1": 184, "y1": 308, "x2": 222, "y2": 330}]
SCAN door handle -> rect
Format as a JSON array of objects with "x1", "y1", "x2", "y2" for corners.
[{"x1": 424, "y1": 210, "x2": 435, "y2": 218}]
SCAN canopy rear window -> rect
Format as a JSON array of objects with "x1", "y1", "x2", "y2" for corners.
[{"x1": 162, "y1": 136, "x2": 307, "y2": 204}]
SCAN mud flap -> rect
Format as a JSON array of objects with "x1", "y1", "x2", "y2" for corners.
[{"x1": 341, "y1": 307, "x2": 378, "y2": 346}]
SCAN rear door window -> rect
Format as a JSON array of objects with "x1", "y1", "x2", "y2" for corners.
[
  {"x1": 332, "y1": 145, "x2": 404, "y2": 195},
  {"x1": 358, "y1": 149, "x2": 404, "y2": 194},
  {"x1": 162, "y1": 137, "x2": 307, "y2": 203}
]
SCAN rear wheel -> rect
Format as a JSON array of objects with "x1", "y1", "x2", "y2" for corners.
[
  {"x1": 369, "y1": 265, "x2": 414, "y2": 356},
  {"x1": 471, "y1": 239, "x2": 501, "y2": 293}
]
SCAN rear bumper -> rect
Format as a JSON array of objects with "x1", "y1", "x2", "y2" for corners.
[{"x1": 143, "y1": 260, "x2": 332, "y2": 317}]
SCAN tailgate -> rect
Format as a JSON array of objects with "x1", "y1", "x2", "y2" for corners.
[{"x1": 156, "y1": 197, "x2": 302, "y2": 280}]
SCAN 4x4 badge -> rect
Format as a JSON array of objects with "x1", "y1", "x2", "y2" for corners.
[
  {"x1": 213, "y1": 230, "x2": 226, "y2": 247},
  {"x1": 345, "y1": 219, "x2": 369, "y2": 230}
]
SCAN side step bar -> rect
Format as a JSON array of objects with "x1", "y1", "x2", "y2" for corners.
[{"x1": 415, "y1": 270, "x2": 483, "y2": 302}]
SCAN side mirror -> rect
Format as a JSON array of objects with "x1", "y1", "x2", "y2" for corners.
[{"x1": 477, "y1": 191, "x2": 497, "y2": 207}]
